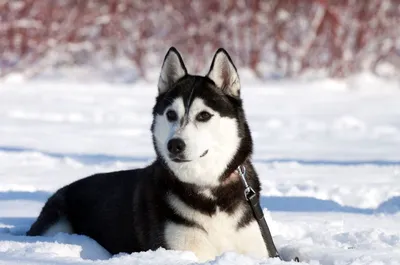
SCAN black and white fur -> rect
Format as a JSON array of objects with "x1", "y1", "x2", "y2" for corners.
[{"x1": 27, "y1": 47, "x2": 269, "y2": 262}]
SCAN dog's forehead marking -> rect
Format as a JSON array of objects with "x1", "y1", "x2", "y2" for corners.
[
  {"x1": 161, "y1": 76, "x2": 224, "y2": 121},
  {"x1": 188, "y1": 98, "x2": 209, "y2": 114},
  {"x1": 182, "y1": 78, "x2": 197, "y2": 125},
  {"x1": 185, "y1": 79, "x2": 197, "y2": 112}
]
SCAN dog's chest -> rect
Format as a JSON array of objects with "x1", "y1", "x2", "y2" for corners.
[{"x1": 165, "y1": 194, "x2": 267, "y2": 261}]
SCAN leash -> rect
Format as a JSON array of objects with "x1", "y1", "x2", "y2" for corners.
[{"x1": 237, "y1": 166, "x2": 299, "y2": 262}]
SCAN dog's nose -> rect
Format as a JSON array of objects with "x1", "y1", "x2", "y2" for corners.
[{"x1": 167, "y1": 138, "x2": 186, "y2": 155}]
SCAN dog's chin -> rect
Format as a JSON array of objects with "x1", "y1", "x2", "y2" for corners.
[{"x1": 169, "y1": 150, "x2": 209, "y2": 163}]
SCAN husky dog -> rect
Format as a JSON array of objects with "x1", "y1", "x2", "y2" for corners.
[{"x1": 27, "y1": 47, "x2": 270, "y2": 262}]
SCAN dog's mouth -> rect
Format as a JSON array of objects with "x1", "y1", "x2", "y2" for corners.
[{"x1": 170, "y1": 150, "x2": 208, "y2": 163}]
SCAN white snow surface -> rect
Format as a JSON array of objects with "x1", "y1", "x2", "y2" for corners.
[{"x1": 0, "y1": 72, "x2": 400, "y2": 264}]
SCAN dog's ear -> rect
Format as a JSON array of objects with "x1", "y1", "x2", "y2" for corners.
[
  {"x1": 206, "y1": 48, "x2": 240, "y2": 97},
  {"x1": 158, "y1": 47, "x2": 187, "y2": 94}
]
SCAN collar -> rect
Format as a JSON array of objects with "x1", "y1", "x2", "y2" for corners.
[
  {"x1": 221, "y1": 170, "x2": 240, "y2": 186},
  {"x1": 221, "y1": 165, "x2": 246, "y2": 186}
]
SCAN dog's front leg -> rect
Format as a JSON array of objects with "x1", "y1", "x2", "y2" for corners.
[
  {"x1": 235, "y1": 220, "x2": 270, "y2": 258},
  {"x1": 165, "y1": 222, "x2": 218, "y2": 262}
]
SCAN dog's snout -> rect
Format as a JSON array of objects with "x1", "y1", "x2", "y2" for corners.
[{"x1": 167, "y1": 138, "x2": 186, "y2": 155}]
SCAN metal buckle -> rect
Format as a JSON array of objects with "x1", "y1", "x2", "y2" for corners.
[{"x1": 237, "y1": 165, "x2": 255, "y2": 200}]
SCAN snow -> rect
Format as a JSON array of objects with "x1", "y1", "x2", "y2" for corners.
[{"x1": 0, "y1": 73, "x2": 400, "y2": 264}]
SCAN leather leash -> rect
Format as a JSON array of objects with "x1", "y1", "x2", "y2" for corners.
[{"x1": 237, "y1": 165, "x2": 299, "y2": 262}]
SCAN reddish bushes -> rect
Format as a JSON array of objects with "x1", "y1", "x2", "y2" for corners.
[{"x1": 1, "y1": 0, "x2": 399, "y2": 79}]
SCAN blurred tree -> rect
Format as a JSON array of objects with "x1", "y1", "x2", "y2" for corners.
[{"x1": 0, "y1": 0, "x2": 399, "y2": 80}]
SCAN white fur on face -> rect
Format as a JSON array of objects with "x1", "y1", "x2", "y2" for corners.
[{"x1": 153, "y1": 97, "x2": 241, "y2": 187}]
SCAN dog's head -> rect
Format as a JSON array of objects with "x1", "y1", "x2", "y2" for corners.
[{"x1": 151, "y1": 47, "x2": 252, "y2": 187}]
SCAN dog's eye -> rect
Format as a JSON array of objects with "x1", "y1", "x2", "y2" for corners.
[
  {"x1": 196, "y1": 111, "x2": 213, "y2": 122},
  {"x1": 166, "y1": 110, "x2": 178, "y2": 122}
]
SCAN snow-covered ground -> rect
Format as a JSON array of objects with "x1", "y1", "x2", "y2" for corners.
[{"x1": 0, "y1": 72, "x2": 400, "y2": 264}]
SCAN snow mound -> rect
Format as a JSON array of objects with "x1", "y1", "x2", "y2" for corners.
[{"x1": 376, "y1": 196, "x2": 400, "y2": 214}]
